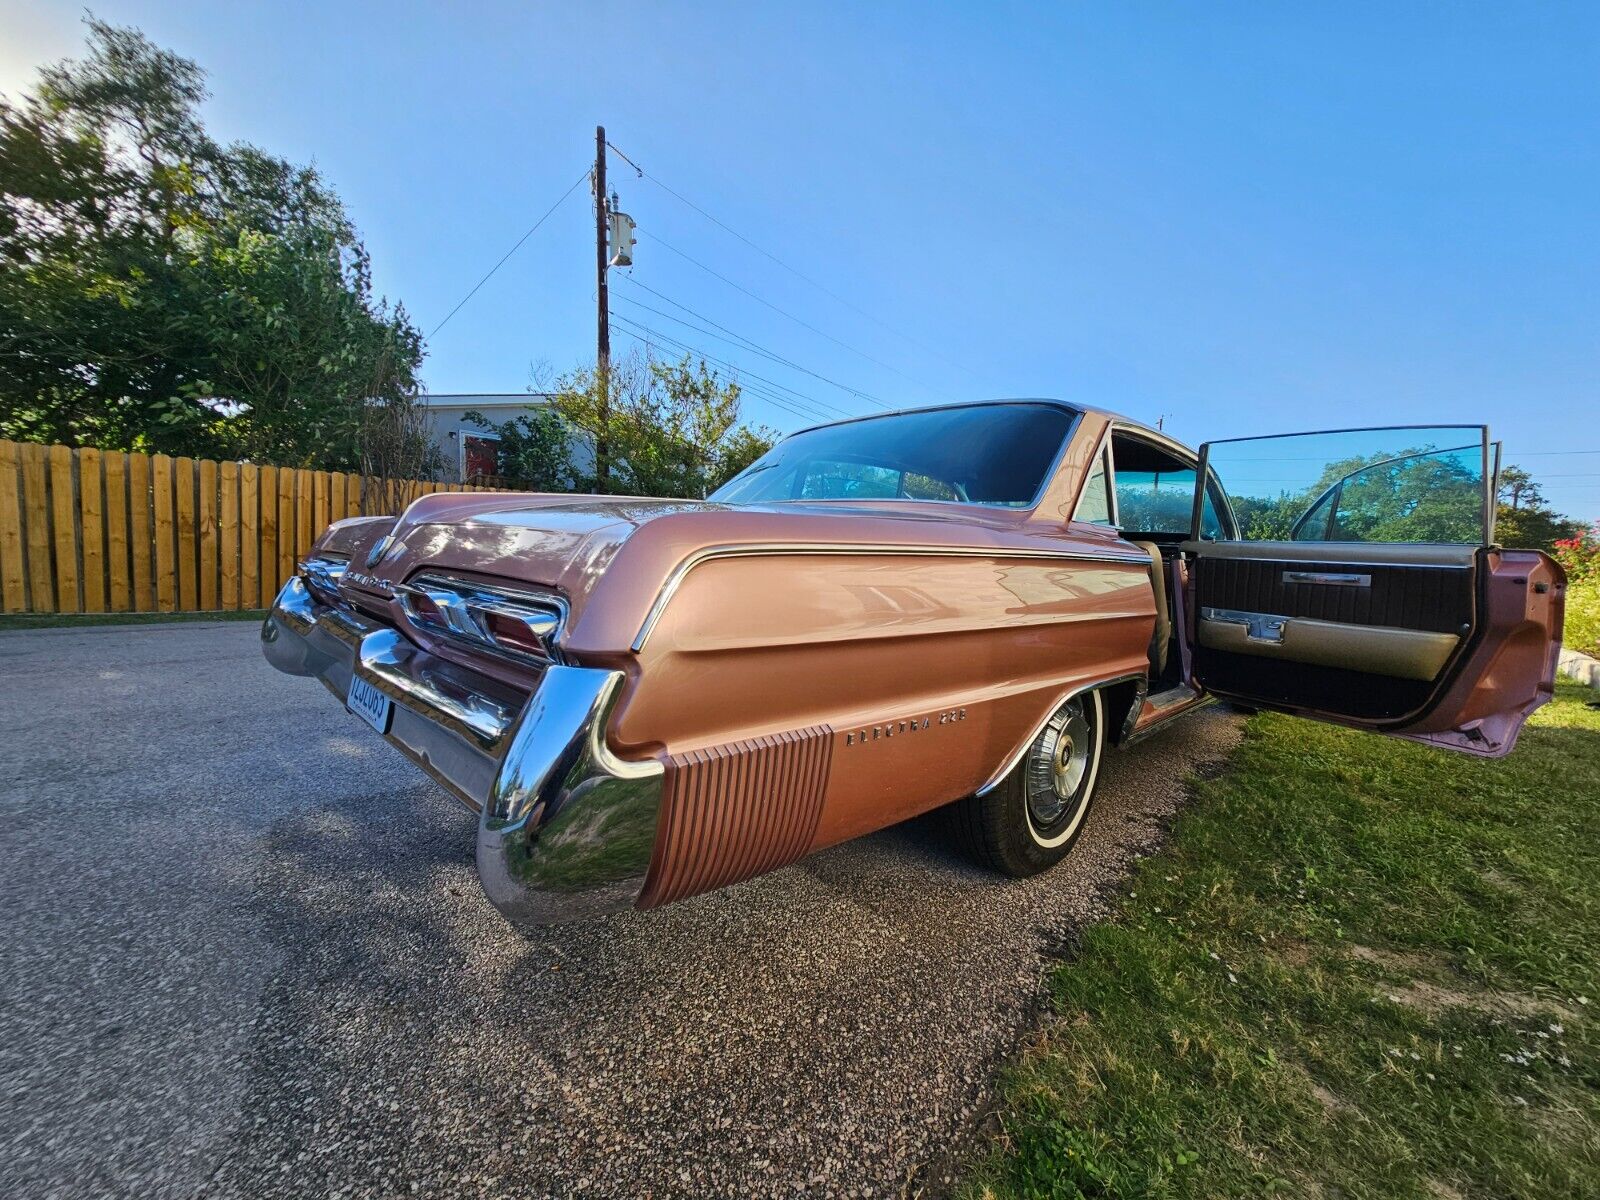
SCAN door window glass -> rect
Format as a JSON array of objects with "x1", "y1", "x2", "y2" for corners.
[
  {"x1": 1201, "y1": 427, "x2": 1488, "y2": 543},
  {"x1": 1108, "y1": 434, "x2": 1227, "y2": 538},
  {"x1": 1073, "y1": 450, "x2": 1113, "y2": 525}
]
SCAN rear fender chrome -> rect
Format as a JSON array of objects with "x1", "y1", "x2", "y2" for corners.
[{"x1": 262, "y1": 576, "x2": 666, "y2": 928}]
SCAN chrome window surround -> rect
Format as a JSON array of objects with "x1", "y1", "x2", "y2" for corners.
[{"x1": 396, "y1": 572, "x2": 568, "y2": 666}]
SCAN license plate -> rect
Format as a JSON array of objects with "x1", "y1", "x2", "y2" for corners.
[{"x1": 346, "y1": 674, "x2": 393, "y2": 735}]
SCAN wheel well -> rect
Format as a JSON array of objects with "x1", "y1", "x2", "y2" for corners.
[{"x1": 1100, "y1": 676, "x2": 1146, "y2": 746}]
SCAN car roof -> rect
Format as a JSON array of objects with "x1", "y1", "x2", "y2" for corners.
[{"x1": 787, "y1": 398, "x2": 1196, "y2": 458}]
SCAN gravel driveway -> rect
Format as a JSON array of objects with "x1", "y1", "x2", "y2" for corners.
[{"x1": 0, "y1": 621, "x2": 1240, "y2": 1199}]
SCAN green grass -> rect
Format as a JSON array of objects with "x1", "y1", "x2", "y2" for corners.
[
  {"x1": 0, "y1": 608, "x2": 266, "y2": 631},
  {"x1": 965, "y1": 680, "x2": 1600, "y2": 1200}
]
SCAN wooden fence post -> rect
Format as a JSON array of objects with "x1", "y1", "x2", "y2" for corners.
[
  {"x1": 78, "y1": 447, "x2": 105, "y2": 613},
  {"x1": 199, "y1": 457, "x2": 218, "y2": 610},
  {"x1": 129, "y1": 452, "x2": 153, "y2": 612},
  {"x1": 49, "y1": 445, "x2": 80, "y2": 613},
  {"x1": 21, "y1": 443, "x2": 52, "y2": 612},
  {"x1": 240, "y1": 463, "x2": 260, "y2": 609},
  {"x1": 105, "y1": 451, "x2": 131, "y2": 612},
  {"x1": 220, "y1": 461, "x2": 239, "y2": 610},
  {"x1": 0, "y1": 442, "x2": 26, "y2": 613},
  {"x1": 153, "y1": 454, "x2": 176, "y2": 612},
  {"x1": 259, "y1": 465, "x2": 278, "y2": 605}
]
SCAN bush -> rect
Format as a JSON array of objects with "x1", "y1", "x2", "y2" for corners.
[{"x1": 1555, "y1": 526, "x2": 1600, "y2": 656}]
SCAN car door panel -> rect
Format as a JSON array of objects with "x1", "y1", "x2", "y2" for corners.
[
  {"x1": 1184, "y1": 545, "x2": 1561, "y2": 753},
  {"x1": 1182, "y1": 426, "x2": 1565, "y2": 758},
  {"x1": 1192, "y1": 543, "x2": 1475, "y2": 633}
]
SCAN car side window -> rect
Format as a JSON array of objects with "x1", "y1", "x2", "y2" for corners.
[
  {"x1": 1109, "y1": 434, "x2": 1223, "y2": 538},
  {"x1": 1073, "y1": 449, "x2": 1114, "y2": 525},
  {"x1": 1202, "y1": 428, "x2": 1489, "y2": 544}
]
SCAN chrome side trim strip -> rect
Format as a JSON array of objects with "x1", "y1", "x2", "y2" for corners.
[{"x1": 630, "y1": 542, "x2": 1154, "y2": 653}]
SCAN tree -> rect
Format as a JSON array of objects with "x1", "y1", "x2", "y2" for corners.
[
  {"x1": 0, "y1": 18, "x2": 423, "y2": 468},
  {"x1": 552, "y1": 351, "x2": 775, "y2": 498},
  {"x1": 463, "y1": 403, "x2": 574, "y2": 492},
  {"x1": 1497, "y1": 465, "x2": 1544, "y2": 511},
  {"x1": 1489, "y1": 463, "x2": 1580, "y2": 551}
]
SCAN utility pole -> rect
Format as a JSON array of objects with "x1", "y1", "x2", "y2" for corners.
[{"x1": 594, "y1": 124, "x2": 610, "y2": 488}]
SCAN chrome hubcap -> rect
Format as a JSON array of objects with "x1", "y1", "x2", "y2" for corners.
[{"x1": 1026, "y1": 699, "x2": 1093, "y2": 834}]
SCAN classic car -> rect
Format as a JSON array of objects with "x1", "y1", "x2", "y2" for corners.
[{"x1": 261, "y1": 401, "x2": 1565, "y2": 930}]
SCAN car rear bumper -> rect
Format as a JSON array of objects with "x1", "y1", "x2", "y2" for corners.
[{"x1": 261, "y1": 575, "x2": 665, "y2": 928}]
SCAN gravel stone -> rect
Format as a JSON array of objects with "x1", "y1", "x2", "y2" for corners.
[{"x1": 0, "y1": 622, "x2": 1241, "y2": 1199}]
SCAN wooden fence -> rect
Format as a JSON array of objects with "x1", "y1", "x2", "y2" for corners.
[{"x1": 0, "y1": 440, "x2": 508, "y2": 615}]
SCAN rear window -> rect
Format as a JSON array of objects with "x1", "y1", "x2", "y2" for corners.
[{"x1": 710, "y1": 403, "x2": 1078, "y2": 508}]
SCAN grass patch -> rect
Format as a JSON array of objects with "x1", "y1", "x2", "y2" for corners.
[
  {"x1": 965, "y1": 680, "x2": 1600, "y2": 1200},
  {"x1": 0, "y1": 609, "x2": 267, "y2": 631}
]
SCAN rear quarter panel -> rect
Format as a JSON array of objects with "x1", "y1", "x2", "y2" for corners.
[{"x1": 602, "y1": 539, "x2": 1154, "y2": 850}]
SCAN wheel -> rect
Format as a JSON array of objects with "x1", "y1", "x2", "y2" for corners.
[{"x1": 948, "y1": 688, "x2": 1106, "y2": 877}]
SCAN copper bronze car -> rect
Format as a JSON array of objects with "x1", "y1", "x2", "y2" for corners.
[{"x1": 261, "y1": 401, "x2": 1565, "y2": 930}]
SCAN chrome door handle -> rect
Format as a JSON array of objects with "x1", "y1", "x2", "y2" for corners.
[
  {"x1": 1201, "y1": 607, "x2": 1288, "y2": 643},
  {"x1": 1282, "y1": 571, "x2": 1371, "y2": 587}
]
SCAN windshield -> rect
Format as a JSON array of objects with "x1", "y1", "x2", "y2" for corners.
[{"x1": 709, "y1": 402, "x2": 1078, "y2": 507}]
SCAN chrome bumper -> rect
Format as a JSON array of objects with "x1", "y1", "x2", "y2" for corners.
[{"x1": 261, "y1": 576, "x2": 665, "y2": 928}]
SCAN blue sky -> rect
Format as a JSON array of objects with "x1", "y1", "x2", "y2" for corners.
[{"x1": 4, "y1": 2, "x2": 1597, "y2": 520}]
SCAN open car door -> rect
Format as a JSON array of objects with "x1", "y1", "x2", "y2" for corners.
[{"x1": 1181, "y1": 425, "x2": 1565, "y2": 757}]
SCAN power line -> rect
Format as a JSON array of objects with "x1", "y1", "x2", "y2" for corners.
[
  {"x1": 619, "y1": 276, "x2": 882, "y2": 409},
  {"x1": 610, "y1": 314, "x2": 838, "y2": 423},
  {"x1": 428, "y1": 167, "x2": 590, "y2": 339},
  {"x1": 638, "y1": 230, "x2": 958, "y2": 403},
  {"x1": 606, "y1": 140, "x2": 981, "y2": 382},
  {"x1": 613, "y1": 280, "x2": 882, "y2": 413},
  {"x1": 610, "y1": 313, "x2": 845, "y2": 424}
]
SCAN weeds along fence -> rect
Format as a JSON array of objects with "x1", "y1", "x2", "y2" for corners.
[{"x1": 0, "y1": 440, "x2": 509, "y2": 615}]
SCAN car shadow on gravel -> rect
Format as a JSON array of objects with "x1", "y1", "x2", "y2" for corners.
[{"x1": 211, "y1": 711, "x2": 1240, "y2": 1199}]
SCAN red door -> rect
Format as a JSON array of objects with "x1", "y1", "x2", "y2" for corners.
[{"x1": 463, "y1": 435, "x2": 500, "y2": 481}]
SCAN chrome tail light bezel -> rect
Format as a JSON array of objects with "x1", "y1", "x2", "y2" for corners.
[
  {"x1": 395, "y1": 572, "x2": 568, "y2": 666},
  {"x1": 299, "y1": 553, "x2": 350, "y2": 601}
]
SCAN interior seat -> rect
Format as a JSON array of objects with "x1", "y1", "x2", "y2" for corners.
[{"x1": 1129, "y1": 541, "x2": 1171, "y2": 675}]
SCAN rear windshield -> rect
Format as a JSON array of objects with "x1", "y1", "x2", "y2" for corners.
[{"x1": 709, "y1": 402, "x2": 1078, "y2": 507}]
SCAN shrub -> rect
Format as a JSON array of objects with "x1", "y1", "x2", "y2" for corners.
[{"x1": 1556, "y1": 525, "x2": 1600, "y2": 656}]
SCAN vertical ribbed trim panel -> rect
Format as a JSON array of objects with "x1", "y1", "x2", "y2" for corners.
[{"x1": 638, "y1": 725, "x2": 834, "y2": 908}]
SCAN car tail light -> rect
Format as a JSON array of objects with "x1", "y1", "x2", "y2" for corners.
[
  {"x1": 396, "y1": 573, "x2": 565, "y2": 665},
  {"x1": 484, "y1": 609, "x2": 550, "y2": 656},
  {"x1": 408, "y1": 591, "x2": 443, "y2": 624}
]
